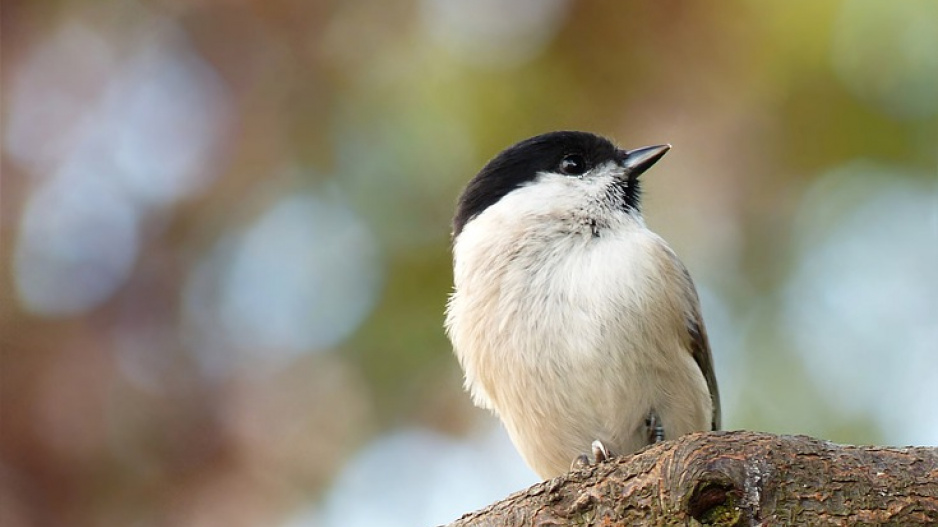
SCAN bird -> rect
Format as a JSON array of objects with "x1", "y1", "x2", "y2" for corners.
[{"x1": 444, "y1": 130, "x2": 720, "y2": 479}]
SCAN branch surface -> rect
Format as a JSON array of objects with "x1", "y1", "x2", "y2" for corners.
[{"x1": 445, "y1": 431, "x2": 938, "y2": 526}]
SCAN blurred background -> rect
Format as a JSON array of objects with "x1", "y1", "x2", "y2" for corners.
[{"x1": 1, "y1": 0, "x2": 936, "y2": 525}]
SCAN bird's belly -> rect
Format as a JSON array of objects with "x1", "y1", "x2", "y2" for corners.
[
  {"x1": 492, "y1": 335, "x2": 709, "y2": 478},
  {"x1": 489, "y1": 327, "x2": 650, "y2": 477},
  {"x1": 495, "y1": 363, "x2": 651, "y2": 478},
  {"x1": 484, "y1": 269, "x2": 709, "y2": 477}
]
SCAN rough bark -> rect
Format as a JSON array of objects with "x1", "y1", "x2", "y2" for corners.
[{"x1": 444, "y1": 431, "x2": 938, "y2": 526}]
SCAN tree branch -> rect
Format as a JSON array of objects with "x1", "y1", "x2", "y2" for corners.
[{"x1": 444, "y1": 431, "x2": 938, "y2": 526}]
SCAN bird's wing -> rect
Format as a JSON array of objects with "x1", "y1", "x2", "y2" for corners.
[
  {"x1": 685, "y1": 281, "x2": 721, "y2": 431},
  {"x1": 667, "y1": 250, "x2": 721, "y2": 431}
]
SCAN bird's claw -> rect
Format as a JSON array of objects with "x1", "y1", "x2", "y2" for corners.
[{"x1": 591, "y1": 440, "x2": 611, "y2": 463}]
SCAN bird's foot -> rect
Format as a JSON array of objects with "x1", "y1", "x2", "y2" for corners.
[
  {"x1": 570, "y1": 440, "x2": 614, "y2": 471},
  {"x1": 646, "y1": 409, "x2": 665, "y2": 444}
]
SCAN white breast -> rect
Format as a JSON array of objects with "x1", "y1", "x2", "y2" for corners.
[{"x1": 445, "y1": 177, "x2": 712, "y2": 478}]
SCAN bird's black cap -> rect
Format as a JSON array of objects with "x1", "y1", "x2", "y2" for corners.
[{"x1": 454, "y1": 131, "x2": 654, "y2": 237}]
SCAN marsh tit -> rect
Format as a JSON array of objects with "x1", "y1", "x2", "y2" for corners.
[{"x1": 445, "y1": 131, "x2": 720, "y2": 479}]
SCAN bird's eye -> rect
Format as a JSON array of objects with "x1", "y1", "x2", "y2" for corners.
[{"x1": 559, "y1": 154, "x2": 588, "y2": 176}]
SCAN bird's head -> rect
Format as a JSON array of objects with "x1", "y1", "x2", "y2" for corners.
[{"x1": 453, "y1": 131, "x2": 670, "y2": 238}]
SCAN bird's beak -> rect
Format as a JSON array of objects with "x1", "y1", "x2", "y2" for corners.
[{"x1": 619, "y1": 144, "x2": 671, "y2": 178}]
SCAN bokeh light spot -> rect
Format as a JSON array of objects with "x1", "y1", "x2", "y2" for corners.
[
  {"x1": 783, "y1": 162, "x2": 938, "y2": 444},
  {"x1": 184, "y1": 189, "x2": 383, "y2": 374},
  {"x1": 8, "y1": 16, "x2": 231, "y2": 317},
  {"x1": 14, "y1": 169, "x2": 140, "y2": 316}
]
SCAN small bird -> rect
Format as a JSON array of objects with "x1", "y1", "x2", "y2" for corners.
[{"x1": 445, "y1": 131, "x2": 720, "y2": 479}]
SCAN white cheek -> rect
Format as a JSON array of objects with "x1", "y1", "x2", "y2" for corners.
[{"x1": 475, "y1": 172, "x2": 619, "y2": 227}]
